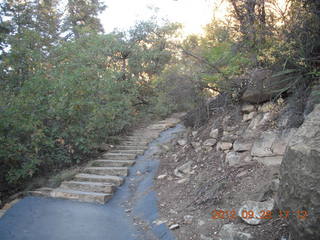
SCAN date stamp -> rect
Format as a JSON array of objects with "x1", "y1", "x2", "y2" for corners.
[{"x1": 211, "y1": 209, "x2": 308, "y2": 220}]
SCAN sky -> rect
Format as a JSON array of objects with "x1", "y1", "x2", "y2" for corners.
[{"x1": 99, "y1": 0, "x2": 228, "y2": 36}]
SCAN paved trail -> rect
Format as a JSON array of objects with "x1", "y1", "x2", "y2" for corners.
[{"x1": 0, "y1": 118, "x2": 185, "y2": 240}]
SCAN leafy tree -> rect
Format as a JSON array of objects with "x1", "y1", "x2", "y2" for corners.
[{"x1": 0, "y1": 0, "x2": 61, "y2": 91}]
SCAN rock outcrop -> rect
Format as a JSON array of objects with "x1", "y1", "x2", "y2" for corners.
[
  {"x1": 241, "y1": 69, "x2": 291, "y2": 104},
  {"x1": 278, "y1": 104, "x2": 320, "y2": 240}
]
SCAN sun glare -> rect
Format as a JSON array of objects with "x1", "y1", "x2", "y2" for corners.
[{"x1": 100, "y1": 0, "x2": 223, "y2": 36}]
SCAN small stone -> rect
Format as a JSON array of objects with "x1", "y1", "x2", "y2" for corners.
[
  {"x1": 259, "y1": 102, "x2": 275, "y2": 112},
  {"x1": 157, "y1": 174, "x2": 167, "y2": 180},
  {"x1": 174, "y1": 161, "x2": 192, "y2": 178},
  {"x1": 191, "y1": 141, "x2": 201, "y2": 149},
  {"x1": 219, "y1": 223, "x2": 252, "y2": 240},
  {"x1": 243, "y1": 112, "x2": 256, "y2": 122},
  {"x1": 198, "y1": 220, "x2": 205, "y2": 226},
  {"x1": 200, "y1": 234, "x2": 213, "y2": 240},
  {"x1": 247, "y1": 114, "x2": 263, "y2": 130},
  {"x1": 177, "y1": 139, "x2": 187, "y2": 146},
  {"x1": 217, "y1": 142, "x2": 233, "y2": 151},
  {"x1": 236, "y1": 171, "x2": 247, "y2": 178},
  {"x1": 203, "y1": 138, "x2": 217, "y2": 147},
  {"x1": 161, "y1": 145, "x2": 170, "y2": 151},
  {"x1": 225, "y1": 152, "x2": 242, "y2": 166},
  {"x1": 209, "y1": 128, "x2": 219, "y2": 139},
  {"x1": 177, "y1": 178, "x2": 188, "y2": 184},
  {"x1": 225, "y1": 125, "x2": 237, "y2": 132},
  {"x1": 154, "y1": 219, "x2": 167, "y2": 225},
  {"x1": 136, "y1": 170, "x2": 142, "y2": 176},
  {"x1": 169, "y1": 224, "x2": 179, "y2": 230},
  {"x1": 238, "y1": 199, "x2": 275, "y2": 225},
  {"x1": 195, "y1": 147, "x2": 202, "y2": 152},
  {"x1": 221, "y1": 133, "x2": 238, "y2": 142},
  {"x1": 242, "y1": 104, "x2": 255, "y2": 113},
  {"x1": 169, "y1": 209, "x2": 178, "y2": 214},
  {"x1": 192, "y1": 131, "x2": 198, "y2": 137},
  {"x1": 183, "y1": 215, "x2": 193, "y2": 224}
]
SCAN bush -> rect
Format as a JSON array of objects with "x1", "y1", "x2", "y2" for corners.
[{"x1": 0, "y1": 34, "x2": 137, "y2": 195}]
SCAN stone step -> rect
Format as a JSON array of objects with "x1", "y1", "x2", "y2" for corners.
[
  {"x1": 130, "y1": 132, "x2": 160, "y2": 137},
  {"x1": 103, "y1": 153, "x2": 137, "y2": 160},
  {"x1": 124, "y1": 137, "x2": 154, "y2": 142},
  {"x1": 91, "y1": 159, "x2": 136, "y2": 167},
  {"x1": 115, "y1": 145, "x2": 148, "y2": 150},
  {"x1": 74, "y1": 173, "x2": 124, "y2": 186},
  {"x1": 158, "y1": 119, "x2": 179, "y2": 125},
  {"x1": 147, "y1": 124, "x2": 168, "y2": 130},
  {"x1": 109, "y1": 149, "x2": 145, "y2": 155},
  {"x1": 50, "y1": 188, "x2": 111, "y2": 204},
  {"x1": 129, "y1": 133, "x2": 158, "y2": 137},
  {"x1": 28, "y1": 187, "x2": 53, "y2": 197},
  {"x1": 84, "y1": 167, "x2": 129, "y2": 176},
  {"x1": 60, "y1": 181, "x2": 115, "y2": 194},
  {"x1": 127, "y1": 134, "x2": 159, "y2": 138},
  {"x1": 120, "y1": 141, "x2": 149, "y2": 146}
]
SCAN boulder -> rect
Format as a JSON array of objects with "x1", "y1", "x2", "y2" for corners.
[
  {"x1": 278, "y1": 104, "x2": 320, "y2": 240},
  {"x1": 251, "y1": 129, "x2": 296, "y2": 159},
  {"x1": 225, "y1": 152, "x2": 249, "y2": 166},
  {"x1": 241, "y1": 69, "x2": 291, "y2": 104},
  {"x1": 254, "y1": 156, "x2": 283, "y2": 167},
  {"x1": 251, "y1": 132, "x2": 277, "y2": 157},
  {"x1": 233, "y1": 140, "x2": 253, "y2": 152},
  {"x1": 272, "y1": 128, "x2": 297, "y2": 155},
  {"x1": 238, "y1": 199, "x2": 275, "y2": 225}
]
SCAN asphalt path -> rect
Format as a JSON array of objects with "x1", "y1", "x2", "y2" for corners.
[{"x1": 0, "y1": 124, "x2": 185, "y2": 240}]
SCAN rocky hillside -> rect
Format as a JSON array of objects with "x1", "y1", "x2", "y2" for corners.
[{"x1": 154, "y1": 82, "x2": 320, "y2": 240}]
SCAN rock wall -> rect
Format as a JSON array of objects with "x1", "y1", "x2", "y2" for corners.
[{"x1": 278, "y1": 104, "x2": 320, "y2": 240}]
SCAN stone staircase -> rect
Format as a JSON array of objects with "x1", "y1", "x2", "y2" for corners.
[{"x1": 29, "y1": 117, "x2": 181, "y2": 204}]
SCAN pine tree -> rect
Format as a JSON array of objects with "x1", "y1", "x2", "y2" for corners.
[
  {"x1": 65, "y1": 0, "x2": 106, "y2": 39},
  {"x1": 33, "y1": 0, "x2": 61, "y2": 51}
]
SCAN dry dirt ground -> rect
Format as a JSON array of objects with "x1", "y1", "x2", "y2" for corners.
[{"x1": 154, "y1": 106, "x2": 290, "y2": 240}]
